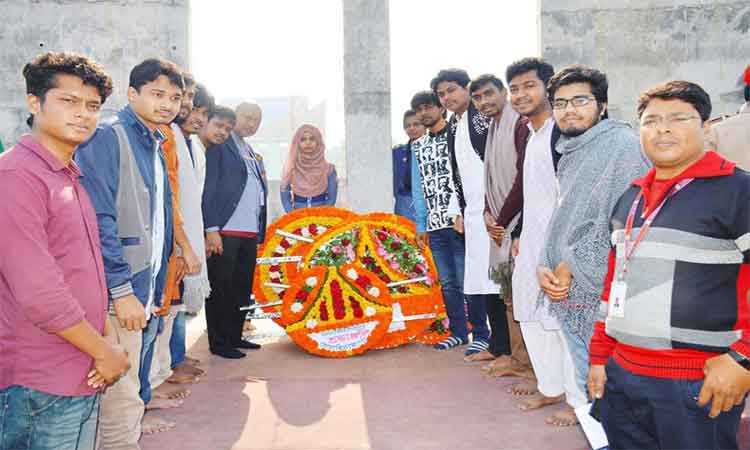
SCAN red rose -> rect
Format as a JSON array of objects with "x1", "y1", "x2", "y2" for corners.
[
  {"x1": 372, "y1": 265, "x2": 382, "y2": 274},
  {"x1": 362, "y1": 256, "x2": 374, "y2": 265},
  {"x1": 297, "y1": 289, "x2": 310, "y2": 301},
  {"x1": 309, "y1": 224, "x2": 319, "y2": 234},
  {"x1": 402, "y1": 252, "x2": 410, "y2": 259},
  {"x1": 270, "y1": 265, "x2": 281, "y2": 272},
  {"x1": 319, "y1": 300, "x2": 329, "y2": 321},
  {"x1": 280, "y1": 239, "x2": 291, "y2": 249},
  {"x1": 377, "y1": 232, "x2": 388, "y2": 241},
  {"x1": 391, "y1": 242, "x2": 402, "y2": 251},
  {"x1": 293, "y1": 228, "x2": 302, "y2": 235},
  {"x1": 342, "y1": 239, "x2": 351, "y2": 246}
]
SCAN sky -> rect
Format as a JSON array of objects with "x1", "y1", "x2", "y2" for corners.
[{"x1": 190, "y1": 0, "x2": 539, "y2": 147}]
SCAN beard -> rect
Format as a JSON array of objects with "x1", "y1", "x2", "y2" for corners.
[{"x1": 421, "y1": 116, "x2": 439, "y2": 128}]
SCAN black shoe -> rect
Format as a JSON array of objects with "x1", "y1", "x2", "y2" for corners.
[
  {"x1": 211, "y1": 347, "x2": 246, "y2": 359},
  {"x1": 233, "y1": 339, "x2": 261, "y2": 350}
]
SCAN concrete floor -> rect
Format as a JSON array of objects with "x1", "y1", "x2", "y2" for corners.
[{"x1": 140, "y1": 316, "x2": 750, "y2": 450}]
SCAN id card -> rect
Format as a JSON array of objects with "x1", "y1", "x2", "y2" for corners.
[{"x1": 608, "y1": 280, "x2": 627, "y2": 318}]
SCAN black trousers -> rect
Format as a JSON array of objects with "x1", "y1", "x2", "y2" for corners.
[
  {"x1": 486, "y1": 294, "x2": 511, "y2": 357},
  {"x1": 205, "y1": 234, "x2": 257, "y2": 352}
]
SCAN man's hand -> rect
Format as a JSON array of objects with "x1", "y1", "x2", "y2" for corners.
[
  {"x1": 416, "y1": 232, "x2": 429, "y2": 250},
  {"x1": 511, "y1": 239, "x2": 520, "y2": 258},
  {"x1": 182, "y1": 245, "x2": 201, "y2": 275},
  {"x1": 112, "y1": 294, "x2": 146, "y2": 331},
  {"x1": 484, "y1": 211, "x2": 505, "y2": 244},
  {"x1": 206, "y1": 231, "x2": 223, "y2": 257},
  {"x1": 87, "y1": 344, "x2": 130, "y2": 389},
  {"x1": 698, "y1": 353, "x2": 750, "y2": 418},
  {"x1": 453, "y1": 215, "x2": 465, "y2": 234},
  {"x1": 537, "y1": 266, "x2": 569, "y2": 301},
  {"x1": 175, "y1": 256, "x2": 187, "y2": 283},
  {"x1": 587, "y1": 364, "x2": 607, "y2": 399},
  {"x1": 554, "y1": 262, "x2": 573, "y2": 289}
]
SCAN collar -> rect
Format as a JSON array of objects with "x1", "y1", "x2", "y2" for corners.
[
  {"x1": 17, "y1": 134, "x2": 80, "y2": 176},
  {"x1": 120, "y1": 106, "x2": 165, "y2": 143},
  {"x1": 428, "y1": 122, "x2": 448, "y2": 138},
  {"x1": 527, "y1": 116, "x2": 555, "y2": 134},
  {"x1": 634, "y1": 151, "x2": 735, "y2": 212}
]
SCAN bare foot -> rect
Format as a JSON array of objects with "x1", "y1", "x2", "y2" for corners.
[
  {"x1": 141, "y1": 415, "x2": 176, "y2": 435},
  {"x1": 518, "y1": 393, "x2": 564, "y2": 411},
  {"x1": 166, "y1": 371, "x2": 198, "y2": 385},
  {"x1": 464, "y1": 350, "x2": 496, "y2": 362},
  {"x1": 243, "y1": 321, "x2": 256, "y2": 332},
  {"x1": 507, "y1": 381, "x2": 538, "y2": 396},
  {"x1": 152, "y1": 383, "x2": 190, "y2": 400},
  {"x1": 184, "y1": 356, "x2": 201, "y2": 366},
  {"x1": 481, "y1": 355, "x2": 513, "y2": 372},
  {"x1": 545, "y1": 406, "x2": 579, "y2": 427},
  {"x1": 145, "y1": 397, "x2": 183, "y2": 411},
  {"x1": 174, "y1": 362, "x2": 205, "y2": 376}
]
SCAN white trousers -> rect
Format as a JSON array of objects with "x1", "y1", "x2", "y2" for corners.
[
  {"x1": 520, "y1": 321, "x2": 587, "y2": 408},
  {"x1": 149, "y1": 311, "x2": 176, "y2": 389}
]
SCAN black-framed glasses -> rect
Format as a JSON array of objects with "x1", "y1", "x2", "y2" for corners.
[{"x1": 552, "y1": 95, "x2": 596, "y2": 110}]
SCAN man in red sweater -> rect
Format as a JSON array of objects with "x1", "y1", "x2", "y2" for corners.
[{"x1": 588, "y1": 80, "x2": 750, "y2": 449}]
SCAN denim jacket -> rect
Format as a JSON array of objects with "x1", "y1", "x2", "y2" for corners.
[{"x1": 75, "y1": 106, "x2": 174, "y2": 309}]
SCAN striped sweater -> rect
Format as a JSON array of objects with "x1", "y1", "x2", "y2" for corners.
[{"x1": 590, "y1": 151, "x2": 750, "y2": 379}]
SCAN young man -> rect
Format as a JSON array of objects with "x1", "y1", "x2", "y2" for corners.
[
  {"x1": 0, "y1": 51, "x2": 129, "y2": 450},
  {"x1": 202, "y1": 102, "x2": 267, "y2": 359},
  {"x1": 168, "y1": 83, "x2": 215, "y2": 377},
  {"x1": 465, "y1": 74, "x2": 529, "y2": 377},
  {"x1": 588, "y1": 80, "x2": 750, "y2": 450},
  {"x1": 75, "y1": 58, "x2": 183, "y2": 444},
  {"x1": 410, "y1": 90, "x2": 471, "y2": 350},
  {"x1": 198, "y1": 106, "x2": 234, "y2": 150},
  {"x1": 536, "y1": 65, "x2": 650, "y2": 426},
  {"x1": 392, "y1": 109, "x2": 424, "y2": 221},
  {"x1": 432, "y1": 69, "x2": 492, "y2": 356},
  {"x1": 706, "y1": 65, "x2": 750, "y2": 169},
  {"x1": 506, "y1": 58, "x2": 577, "y2": 416}
]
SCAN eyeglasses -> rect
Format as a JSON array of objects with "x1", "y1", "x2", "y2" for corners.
[
  {"x1": 552, "y1": 95, "x2": 596, "y2": 110},
  {"x1": 640, "y1": 114, "x2": 701, "y2": 129}
]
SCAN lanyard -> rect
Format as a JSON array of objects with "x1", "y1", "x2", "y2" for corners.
[{"x1": 620, "y1": 178, "x2": 694, "y2": 279}]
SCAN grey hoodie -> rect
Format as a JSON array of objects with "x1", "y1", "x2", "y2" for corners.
[{"x1": 540, "y1": 119, "x2": 651, "y2": 339}]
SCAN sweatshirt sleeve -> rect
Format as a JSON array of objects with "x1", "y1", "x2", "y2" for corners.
[
  {"x1": 589, "y1": 248, "x2": 618, "y2": 365},
  {"x1": 729, "y1": 174, "x2": 750, "y2": 357}
]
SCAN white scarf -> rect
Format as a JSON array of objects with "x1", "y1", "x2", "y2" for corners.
[{"x1": 172, "y1": 124, "x2": 210, "y2": 312}]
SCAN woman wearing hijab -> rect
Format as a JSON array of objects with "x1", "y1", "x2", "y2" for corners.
[{"x1": 280, "y1": 124, "x2": 338, "y2": 212}]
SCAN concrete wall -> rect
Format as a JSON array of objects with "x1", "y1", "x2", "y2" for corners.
[
  {"x1": 0, "y1": 0, "x2": 190, "y2": 146},
  {"x1": 342, "y1": 0, "x2": 392, "y2": 214},
  {"x1": 541, "y1": 0, "x2": 750, "y2": 121}
]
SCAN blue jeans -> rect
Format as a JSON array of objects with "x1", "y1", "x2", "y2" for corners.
[
  {"x1": 600, "y1": 358, "x2": 745, "y2": 449},
  {"x1": 394, "y1": 195, "x2": 415, "y2": 222},
  {"x1": 562, "y1": 326, "x2": 590, "y2": 397},
  {"x1": 170, "y1": 310, "x2": 187, "y2": 367},
  {"x1": 465, "y1": 294, "x2": 491, "y2": 342},
  {"x1": 139, "y1": 315, "x2": 162, "y2": 405},
  {"x1": 428, "y1": 228, "x2": 468, "y2": 341},
  {"x1": 0, "y1": 386, "x2": 99, "y2": 450}
]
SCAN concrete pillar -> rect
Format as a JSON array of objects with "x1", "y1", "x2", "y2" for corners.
[
  {"x1": 541, "y1": 0, "x2": 750, "y2": 121},
  {"x1": 342, "y1": 0, "x2": 392, "y2": 213},
  {"x1": 0, "y1": 0, "x2": 190, "y2": 146}
]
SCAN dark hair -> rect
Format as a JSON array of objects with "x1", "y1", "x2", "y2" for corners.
[
  {"x1": 402, "y1": 109, "x2": 417, "y2": 128},
  {"x1": 129, "y1": 58, "x2": 184, "y2": 92},
  {"x1": 192, "y1": 83, "x2": 215, "y2": 113},
  {"x1": 637, "y1": 80, "x2": 712, "y2": 122},
  {"x1": 547, "y1": 65, "x2": 609, "y2": 118},
  {"x1": 505, "y1": 57, "x2": 555, "y2": 86},
  {"x1": 23, "y1": 51, "x2": 113, "y2": 127},
  {"x1": 208, "y1": 106, "x2": 236, "y2": 125},
  {"x1": 430, "y1": 68, "x2": 471, "y2": 93},
  {"x1": 469, "y1": 74, "x2": 504, "y2": 94},
  {"x1": 182, "y1": 72, "x2": 195, "y2": 90},
  {"x1": 410, "y1": 90, "x2": 441, "y2": 110}
]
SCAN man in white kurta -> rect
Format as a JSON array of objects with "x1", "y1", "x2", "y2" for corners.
[{"x1": 506, "y1": 60, "x2": 587, "y2": 420}]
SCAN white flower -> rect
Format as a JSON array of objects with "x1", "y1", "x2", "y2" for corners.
[
  {"x1": 306, "y1": 319, "x2": 318, "y2": 329},
  {"x1": 346, "y1": 268, "x2": 358, "y2": 280},
  {"x1": 367, "y1": 287, "x2": 380, "y2": 297},
  {"x1": 365, "y1": 306, "x2": 376, "y2": 317},
  {"x1": 305, "y1": 277, "x2": 318, "y2": 287},
  {"x1": 318, "y1": 226, "x2": 328, "y2": 234},
  {"x1": 301, "y1": 227, "x2": 311, "y2": 237},
  {"x1": 275, "y1": 245, "x2": 285, "y2": 254},
  {"x1": 291, "y1": 302, "x2": 303, "y2": 313}
]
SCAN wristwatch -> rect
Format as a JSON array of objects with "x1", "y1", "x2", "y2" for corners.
[{"x1": 727, "y1": 349, "x2": 750, "y2": 369}]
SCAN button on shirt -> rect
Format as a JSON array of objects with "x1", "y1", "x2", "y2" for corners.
[
  {"x1": 148, "y1": 131, "x2": 167, "y2": 315},
  {"x1": 0, "y1": 135, "x2": 108, "y2": 396}
]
